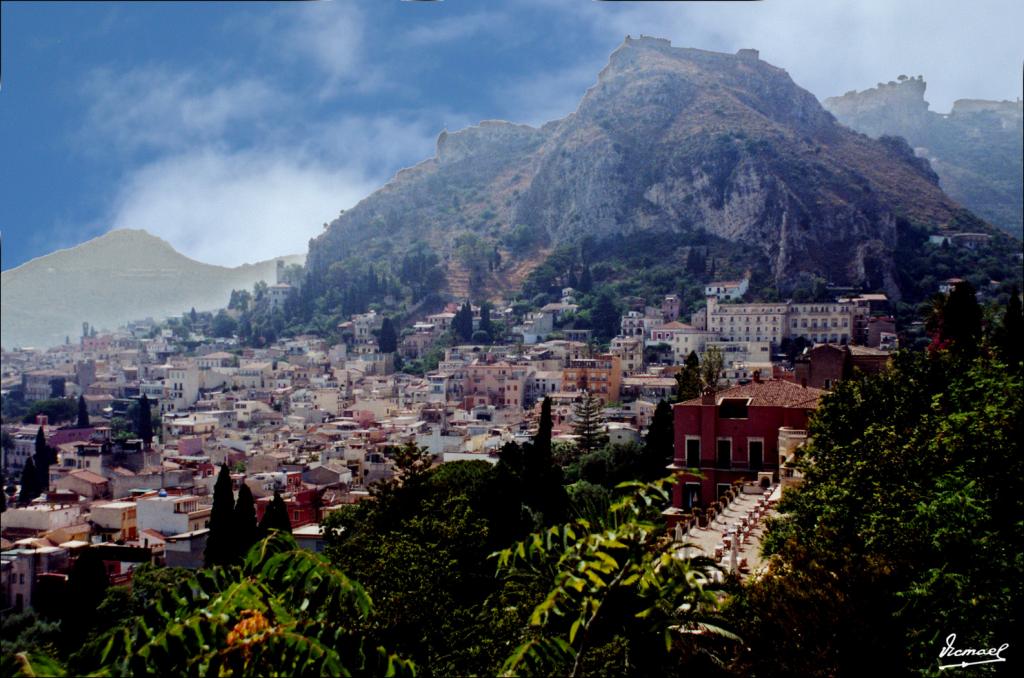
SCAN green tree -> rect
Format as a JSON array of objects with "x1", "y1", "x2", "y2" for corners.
[
  {"x1": 590, "y1": 290, "x2": 621, "y2": 342},
  {"x1": 378, "y1": 317, "x2": 398, "y2": 354},
  {"x1": 994, "y1": 287, "x2": 1023, "y2": 366},
  {"x1": 735, "y1": 350, "x2": 1022, "y2": 676},
  {"x1": 232, "y1": 483, "x2": 260, "y2": 561},
  {"x1": 62, "y1": 551, "x2": 109, "y2": 644},
  {"x1": 18, "y1": 458, "x2": 39, "y2": 504},
  {"x1": 572, "y1": 391, "x2": 608, "y2": 454},
  {"x1": 259, "y1": 490, "x2": 292, "y2": 535},
  {"x1": 535, "y1": 397, "x2": 553, "y2": 459},
  {"x1": 700, "y1": 346, "x2": 724, "y2": 391},
  {"x1": 454, "y1": 302, "x2": 474, "y2": 343},
  {"x1": 674, "y1": 351, "x2": 702, "y2": 402},
  {"x1": 76, "y1": 395, "x2": 89, "y2": 428},
  {"x1": 495, "y1": 479, "x2": 736, "y2": 677},
  {"x1": 479, "y1": 302, "x2": 493, "y2": 336},
  {"x1": 137, "y1": 394, "x2": 154, "y2": 448},
  {"x1": 33, "y1": 427, "x2": 53, "y2": 494},
  {"x1": 205, "y1": 464, "x2": 237, "y2": 567},
  {"x1": 926, "y1": 280, "x2": 982, "y2": 354},
  {"x1": 43, "y1": 534, "x2": 414, "y2": 676},
  {"x1": 640, "y1": 400, "x2": 674, "y2": 481},
  {"x1": 211, "y1": 309, "x2": 238, "y2": 338}
]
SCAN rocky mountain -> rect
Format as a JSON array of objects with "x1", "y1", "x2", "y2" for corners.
[
  {"x1": 824, "y1": 77, "x2": 1023, "y2": 238},
  {"x1": 1, "y1": 229, "x2": 303, "y2": 349},
  {"x1": 307, "y1": 36, "x2": 1003, "y2": 305}
]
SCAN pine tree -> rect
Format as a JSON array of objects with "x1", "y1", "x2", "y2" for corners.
[
  {"x1": 77, "y1": 395, "x2": 90, "y2": 428},
  {"x1": 572, "y1": 391, "x2": 608, "y2": 454},
  {"x1": 138, "y1": 394, "x2": 154, "y2": 448},
  {"x1": 378, "y1": 317, "x2": 398, "y2": 354},
  {"x1": 259, "y1": 490, "x2": 292, "y2": 534},
  {"x1": 232, "y1": 483, "x2": 260, "y2": 559},
  {"x1": 204, "y1": 464, "x2": 236, "y2": 567},
  {"x1": 19, "y1": 457, "x2": 40, "y2": 505}
]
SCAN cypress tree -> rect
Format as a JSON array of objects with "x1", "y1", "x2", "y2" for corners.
[
  {"x1": 232, "y1": 483, "x2": 260, "y2": 559},
  {"x1": 641, "y1": 400, "x2": 675, "y2": 480},
  {"x1": 479, "y1": 302, "x2": 493, "y2": 336},
  {"x1": 204, "y1": 464, "x2": 236, "y2": 567},
  {"x1": 77, "y1": 395, "x2": 90, "y2": 428},
  {"x1": 535, "y1": 397, "x2": 553, "y2": 460},
  {"x1": 378, "y1": 317, "x2": 398, "y2": 354},
  {"x1": 19, "y1": 458, "x2": 40, "y2": 505},
  {"x1": 259, "y1": 490, "x2": 292, "y2": 535},
  {"x1": 33, "y1": 427, "x2": 52, "y2": 494},
  {"x1": 138, "y1": 394, "x2": 154, "y2": 448}
]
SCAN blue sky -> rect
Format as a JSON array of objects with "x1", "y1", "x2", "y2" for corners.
[{"x1": 2, "y1": 0, "x2": 1021, "y2": 270}]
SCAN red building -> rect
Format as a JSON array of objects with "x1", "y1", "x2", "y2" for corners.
[
  {"x1": 670, "y1": 378, "x2": 825, "y2": 512},
  {"x1": 255, "y1": 488, "x2": 319, "y2": 528}
]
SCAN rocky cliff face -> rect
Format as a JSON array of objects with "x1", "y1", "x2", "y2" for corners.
[
  {"x1": 825, "y1": 78, "x2": 1023, "y2": 238},
  {"x1": 308, "y1": 37, "x2": 996, "y2": 301},
  {"x1": 1, "y1": 230, "x2": 303, "y2": 349}
]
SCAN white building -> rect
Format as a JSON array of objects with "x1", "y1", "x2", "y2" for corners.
[
  {"x1": 704, "y1": 278, "x2": 750, "y2": 301},
  {"x1": 135, "y1": 494, "x2": 211, "y2": 537}
]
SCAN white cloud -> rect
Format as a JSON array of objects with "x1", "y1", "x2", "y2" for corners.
[
  {"x1": 108, "y1": 148, "x2": 377, "y2": 267},
  {"x1": 103, "y1": 111, "x2": 450, "y2": 267},
  {"x1": 403, "y1": 12, "x2": 509, "y2": 47},
  {"x1": 81, "y1": 67, "x2": 281, "y2": 153}
]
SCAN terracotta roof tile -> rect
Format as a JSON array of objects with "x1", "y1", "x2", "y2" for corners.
[{"x1": 677, "y1": 380, "x2": 825, "y2": 409}]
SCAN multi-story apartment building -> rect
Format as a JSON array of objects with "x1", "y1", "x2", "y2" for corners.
[
  {"x1": 562, "y1": 354, "x2": 622, "y2": 405},
  {"x1": 462, "y1": 361, "x2": 530, "y2": 410},
  {"x1": 701, "y1": 297, "x2": 858, "y2": 347},
  {"x1": 609, "y1": 336, "x2": 645, "y2": 374},
  {"x1": 647, "y1": 322, "x2": 719, "y2": 362},
  {"x1": 787, "y1": 303, "x2": 854, "y2": 345},
  {"x1": 704, "y1": 298, "x2": 788, "y2": 344},
  {"x1": 620, "y1": 311, "x2": 661, "y2": 338}
]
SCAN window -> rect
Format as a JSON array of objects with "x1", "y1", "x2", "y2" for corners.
[
  {"x1": 716, "y1": 483, "x2": 731, "y2": 499},
  {"x1": 749, "y1": 439, "x2": 764, "y2": 470},
  {"x1": 686, "y1": 438, "x2": 701, "y2": 468},
  {"x1": 717, "y1": 438, "x2": 732, "y2": 469}
]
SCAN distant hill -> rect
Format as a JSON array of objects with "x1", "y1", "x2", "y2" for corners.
[
  {"x1": 1, "y1": 229, "x2": 303, "y2": 349},
  {"x1": 307, "y1": 37, "x2": 1005, "y2": 308},
  {"x1": 824, "y1": 77, "x2": 1023, "y2": 238}
]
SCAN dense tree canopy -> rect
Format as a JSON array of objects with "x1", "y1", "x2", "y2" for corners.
[{"x1": 730, "y1": 347, "x2": 1022, "y2": 676}]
